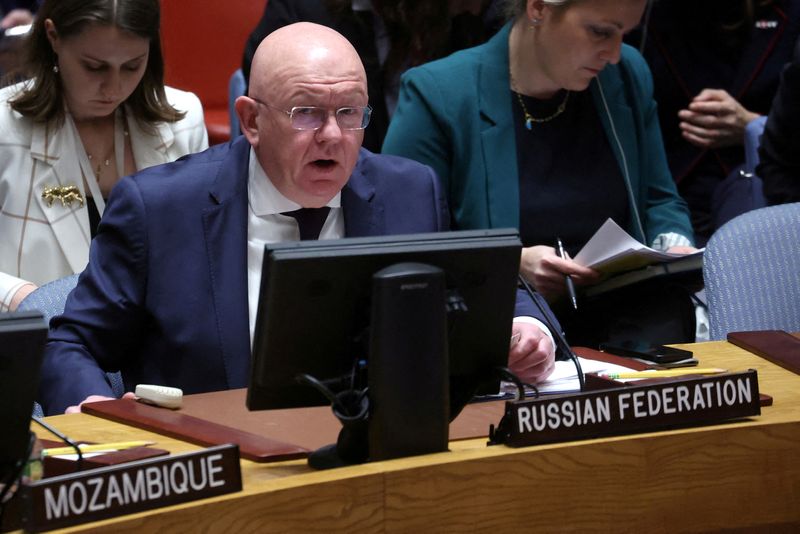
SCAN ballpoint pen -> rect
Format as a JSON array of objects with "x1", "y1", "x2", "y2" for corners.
[{"x1": 555, "y1": 237, "x2": 578, "y2": 310}]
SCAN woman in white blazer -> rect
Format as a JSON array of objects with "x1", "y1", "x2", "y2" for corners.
[{"x1": 0, "y1": 0, "x2": 208, "y2": 310}]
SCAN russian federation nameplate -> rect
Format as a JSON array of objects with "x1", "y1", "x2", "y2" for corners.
[{"x1": 493, "y1": 370, "x2": 761, "y2": 447}]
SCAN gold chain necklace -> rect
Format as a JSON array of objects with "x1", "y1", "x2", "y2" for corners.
[
  {"x1": 510, "y1": 70, "x2": 570, "y2": 130},
  {"x1": 86, "y1": 150, "x2": 113, "y2": 180},
  {"x1": 514, "y1": 89, "x2": 570, "y2": 130}
]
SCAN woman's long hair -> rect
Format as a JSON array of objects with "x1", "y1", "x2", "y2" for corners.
[{"x1": 9, "y1": 0, "x2": 185, "y2": 129}]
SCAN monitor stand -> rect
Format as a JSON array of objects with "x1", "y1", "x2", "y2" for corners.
[{"x1": 306, "y1": 262, "x2": 450, "y2": 469}]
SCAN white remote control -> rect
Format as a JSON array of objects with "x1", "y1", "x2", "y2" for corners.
[{"x1": 135, "y1": 384, "x2": 183, "y2": 409}]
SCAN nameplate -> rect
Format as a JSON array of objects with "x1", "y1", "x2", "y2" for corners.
[
  {"x1": 21, "y1": 444, "x2": 241, "y2": 532},
  {"x1": 493, "y1": 371, "x2": 761, "y2": 448}
]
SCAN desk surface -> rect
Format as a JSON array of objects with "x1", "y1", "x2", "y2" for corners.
[{"x1": 36, "y1": 341, "x2": 800, "y2": 533}]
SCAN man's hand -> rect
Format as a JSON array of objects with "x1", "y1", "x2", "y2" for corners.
[
  {"x1": 520, "y1": 245, "x2": 600, "y2": 301},
  {"x1": 678, "y1": 89, "x2": 760, "y2": 149},
  {"x1": 1, "y1": 8, "x2": 34, "y2": 30},
  {"x1": 65, "y1": 392, "x2": 136, "y2": 414},
  {"x1": 508, "y1": 321, "x2": 555, "y2": 384}
]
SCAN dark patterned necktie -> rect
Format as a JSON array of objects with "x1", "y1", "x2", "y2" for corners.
[{"x1": 282, "y1": 207, "x2": 331, "y2": 240}]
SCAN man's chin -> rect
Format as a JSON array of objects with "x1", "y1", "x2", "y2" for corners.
[{"x1": 297, "y1": 179, "x2": 346, "y2": 205}]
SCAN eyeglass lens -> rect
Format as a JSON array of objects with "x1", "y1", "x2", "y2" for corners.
[{"x1": 291, "y1": 107, "x2": 370, "y2": 130}]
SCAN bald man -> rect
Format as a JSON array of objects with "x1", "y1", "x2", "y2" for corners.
[{"x1": 39, "y1": 23, "x2": 556, "y2": 415}]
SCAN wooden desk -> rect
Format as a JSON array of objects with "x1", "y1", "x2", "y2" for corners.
[{"x1": 34, "y1": 341, "x2": 800, "y2": 532}]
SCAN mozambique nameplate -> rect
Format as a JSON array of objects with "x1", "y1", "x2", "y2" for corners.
[
  {"x1": 21, "y1": 444, "x2": 241, "y2": 532},
  {"x1": 493, "y1": 371, "x2": 760, "y2": 448}
]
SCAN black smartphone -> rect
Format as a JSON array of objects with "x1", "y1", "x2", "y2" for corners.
[{"x1": 599, "y1": 343, "x2": 694, "y2": 364}]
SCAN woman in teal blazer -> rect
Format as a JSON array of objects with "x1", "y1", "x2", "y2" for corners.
[{"x1": 383, "y1": 0, "x2": 698, "y2": 347}]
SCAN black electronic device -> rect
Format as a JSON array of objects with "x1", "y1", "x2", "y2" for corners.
[
  {"x1": 367, "y1": 263, "x2": 449, "y2": 461},
  {"x1": 246, "y1": 229, "x2": 521, "y2": 422},
  {"x1": 0, "y1": 311, "x2": 47, "y2": 481},
  {"x1": 599, "y1": 342, "x2": 694, "y2": 365}
]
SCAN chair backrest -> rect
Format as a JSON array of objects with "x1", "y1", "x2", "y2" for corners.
[
  {"x1": 18, "y1": 274, "x2": 125, "y2": 407},
  {"x1": 704, "y1": 202, "x2": 800, "y2": 340},
  {"x1": 17, "y1": 274, "x2": 80, "y2": 322},
  {"x1": 160, "y1": 0, "x2": 267, "y2": 145},
  {"x1": 228, "y1": 68, "x2": 246, "y2": 139}
]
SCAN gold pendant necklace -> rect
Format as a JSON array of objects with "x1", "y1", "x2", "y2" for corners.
[
  {"x1": 86, "y1": 152, "x2": 112, "y2": 180},
  {"x1": 509, "y1": 69, "x2": 570, "y2": 130},
  {"x1": 515, "y1": 90, "x2": 570, "y2": 130}
]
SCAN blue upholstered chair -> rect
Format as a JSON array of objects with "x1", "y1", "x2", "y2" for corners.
[
  {"x1": 18, "y1": 274, "x2": 125, "y2": 415},
  {"x1": 228, "y1": 68, "x2": 246, "y2": 139},
  {"x1": 17, "y1": 274, "x2": 80, "y2": 321},
  {"x1": 703, "y1": 202, "x2": 800, "y2": 340}
]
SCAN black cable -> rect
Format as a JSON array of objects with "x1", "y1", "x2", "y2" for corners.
[
  {"x1": 296, "y1": 373, "x2": 368, "y2": 418},
  {"x1": 31, "y1": 416, "x2": 83, "y2": 472},
  {"x1": 0, "y1": 431, "x2": 35, "y2": 523},
  {"x1": 495, "y1": 366, "x2": 531, "y2": 401},
  {"x1": 517, "y1": 275, "x2": 585, "y2": 391}
]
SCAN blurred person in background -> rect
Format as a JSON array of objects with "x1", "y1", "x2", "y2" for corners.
[{"x1": 628, "y1": 0, "x2": 800, "y2": 244}]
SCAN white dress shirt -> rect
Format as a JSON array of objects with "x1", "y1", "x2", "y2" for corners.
[{"x1": 246, "y1": 148, "x2": 344, "y2": 345}]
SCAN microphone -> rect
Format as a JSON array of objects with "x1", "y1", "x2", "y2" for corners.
[
  {"x1": 517, "y1": 275, "x2": 585, "y2": 391},
  {"x1": 31, "y1": 416, "x2": 84, "y2": 471}
]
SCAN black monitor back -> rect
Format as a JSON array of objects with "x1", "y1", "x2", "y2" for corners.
[
  {"x1": 246, "y1": 229, "x2": 521, "y2": 417},
  {"x1": 0, "y1": 311, "x2": 47, "y2": 476}
]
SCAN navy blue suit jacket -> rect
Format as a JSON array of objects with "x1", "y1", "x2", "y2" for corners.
[{"x1": 40, "y1": 138, "x2": 549, "y2": 414}]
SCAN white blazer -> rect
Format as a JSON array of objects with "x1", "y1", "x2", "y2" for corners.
[{"x1": 0, "y1": 82, "x2": 209, "y2": 310}]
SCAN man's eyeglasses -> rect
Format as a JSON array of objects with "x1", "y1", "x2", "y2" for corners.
[{"x1": 251, "y1": 97, "x2": 372, "y2": 130}]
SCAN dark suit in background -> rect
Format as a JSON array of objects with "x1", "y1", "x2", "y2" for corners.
[
  {"x1": 39, "y1": 138, "x2": 451, "y2": 414},
  {"x1": 629, "y1": 0, "x2": 800, "y2": 244},
  {"x1": 757, "y1": 40, "x2": 800, "y2": 204}
]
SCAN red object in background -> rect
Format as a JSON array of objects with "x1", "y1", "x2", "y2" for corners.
[{"x1": 160, "y1": 0, "x2": 267, "y2": 145}]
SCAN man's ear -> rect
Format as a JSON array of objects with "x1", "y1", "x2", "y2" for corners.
[{"x1": 235, "y1": 96, "x2": 260, "y2": 146}]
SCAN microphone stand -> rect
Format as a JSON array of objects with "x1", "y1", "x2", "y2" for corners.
[
  {"x1": 31, "y1": 416, "x2": 84, "y2": 472},
  {"x1": 488, "y1": 277, "x2": 586, "y2": 446},
  {"x1": 517, "y1": 275, "x2": 585, "y2": 391}
]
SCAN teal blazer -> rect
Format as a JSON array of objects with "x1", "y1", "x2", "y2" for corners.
[{"x1": 383, "y1": 23, "x2": 693, "y2": 247}]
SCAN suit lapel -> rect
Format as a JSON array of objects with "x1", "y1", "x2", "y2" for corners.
[
  {"x1": 343, "y1": 150, "x2": 382, "y2": 237},
  {"x1": 201, "y1": 138, "x2": 251, "y2": 388},
  {"x1": 30, "y1": 120, "x2": 92, "y2": 273},
  {"x1": 478, "y1": 24, "x2": 521, "y2": 229},
  {"x1": 127, "y1": 109, "x2": 175, "y2": 170}
]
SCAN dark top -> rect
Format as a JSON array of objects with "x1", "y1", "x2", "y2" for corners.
[
  {"x1": 0, "y1": 0, "x2": 38, "y2": 14},
  {"x1": 513, "y1": 89, "x2": 628, "y2": 256},
  {"x1": 757, "y1": 41, "x2": 800, "y2": 205},
  {"x1": 87, "y1": 196, "x2": 102, "y2": 238}
]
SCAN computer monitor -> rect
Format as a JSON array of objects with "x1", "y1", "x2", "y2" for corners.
[
  {"x1": 246, "y1": 228, "x2": 522, "y2": 419},
  {"x1": 0, "y1": 311, "x2": 47, "y2": 481}
]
